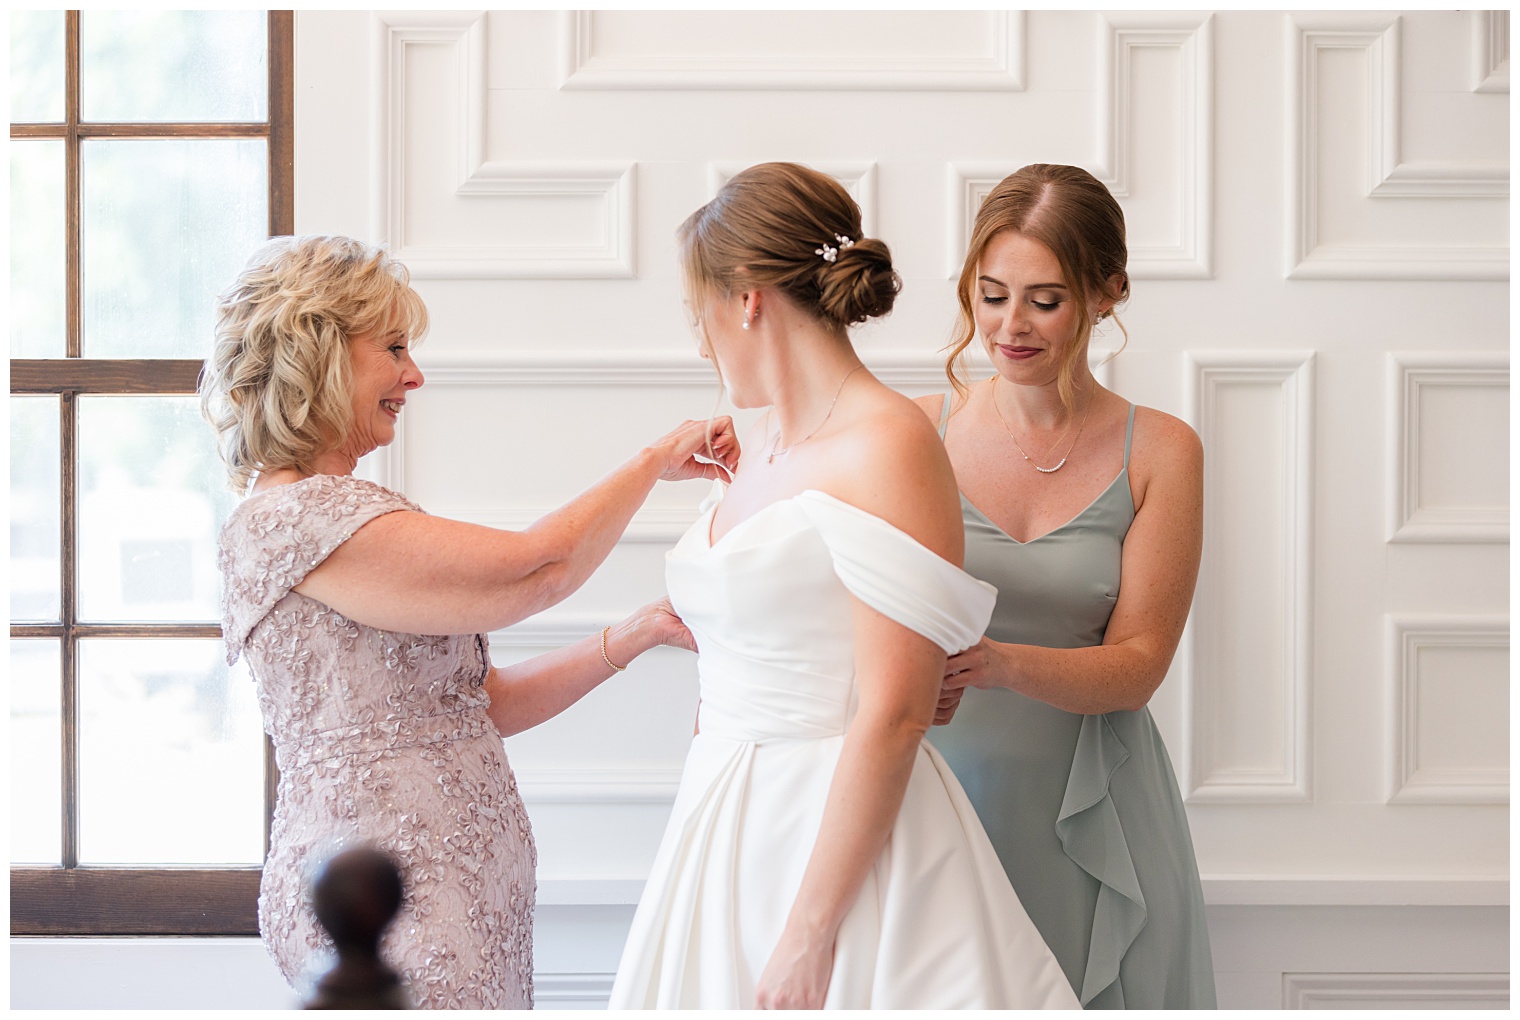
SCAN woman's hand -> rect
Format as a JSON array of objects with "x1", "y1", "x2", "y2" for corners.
[
  {"x1": 934, "y1": 685, "x2": 966, "y2": 726},
  {"x1": 603, "y1": 598, "x2": 697, "y2": 672},
  {"x1": 648, "y1": 416, "x2": 740, "y2": 482},
  {"x1": 632, "y1": 596, "x2": 697, "y2": 654},
  {"x1": 754, "y1": 928, "x2": 834, "y2": 1009},
  {"x1": 935, "y1": 638, "x2": 1013, "y2": 725}
]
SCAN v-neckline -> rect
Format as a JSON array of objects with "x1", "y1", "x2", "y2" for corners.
[
  {"x1": 704, "y1": 493, "x2": 806, "y2": 551},
  {"x1": 959, "y1": 469, "x2": 1129, "y2": 546}
]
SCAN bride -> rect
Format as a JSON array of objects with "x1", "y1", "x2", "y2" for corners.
[{"x1": 608, "y1": 163, "x2": 1078, "y2": 1009}]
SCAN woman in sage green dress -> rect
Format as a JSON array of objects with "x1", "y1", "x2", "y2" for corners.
[{"x1": 917, "y1": 164, "x2": 1215, "y2": 1008}]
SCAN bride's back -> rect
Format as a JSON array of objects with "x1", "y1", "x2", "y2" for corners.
[{"x1": 714, "y1": 380, "x2": 965, "y2": 568}]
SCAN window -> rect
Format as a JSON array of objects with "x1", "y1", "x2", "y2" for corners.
[{"x1": 10, "y1": 10, "x2": 292, "y2": 935}]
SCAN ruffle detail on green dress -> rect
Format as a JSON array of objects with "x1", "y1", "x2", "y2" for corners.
[{"x1": 1055, "y1": 713, "x2": 1147, "y2": 1006}]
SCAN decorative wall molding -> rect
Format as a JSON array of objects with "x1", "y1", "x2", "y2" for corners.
[
  {"x1": 535, "y1": 971, "x2": 619, "y2": 1009},
  {"x1": 369, "y1": 351, "x2": 968, "y2": 498},
  {"x1": 708, "y1": 161, "x2": 879, "y2": 237},
  {"x1": 944, "y1": 164, "x2": 1000, "y2": 280},
  {"x1": 1385, "y1": 614, "x2": 1509, "y2": 805},
  {"x1": 1360, "y1": 19, "x2": 1508, "y2": 198},
  {"x1": 1472, "y1": 10, "x2": 1510, "y2": 93},
  {"x1": 536, "y1": 878, "x2": 645, "y2": 905},
  {"x1": 543, "y1": 875, "x2": 1518, "y2": 909},
  {"x1": 948, "y1": 10, "x2": 1213, "y2": 283},
  {"x1": 491, "y1": 619, "x2": 689, "y2": 809},
  {"x1": 1385, "y1": 352, "x2": 1509, "y2": 543},
  {"x1": 1182, "y1": 352, "x2": 1315, "y2": 803},
  {"x1": 1201, "y1": 876, "x2": 1509, "y2": 907},
  {"x1": 469, "y1": 507, "x2": 695, "y2": 543},
  {"x1": 417, "y1": 351, "x2": 717, "y2": 388},
  {"x1": 371, "y1": 12, "x2": 636, "y2": 279},
  {"x1": 1093, "y1": 12, "x2": 1213, "y2": 278},
  {"x1": 451, "y1": 505, "x2": 696, "y2": 545},
  {"x1": 13, "y1": 907, "x2": 1510, "y2": 1009},
  {"x1": 557, "y1": 10, "x2": 1025, "y2": 91},
  {"x1": 489, "y1": 614, "x2": 625, "y2": 648},
  {"x1": 1283, "y1": 972, "x2": 1510, "y2": 1010},
  {"x1": 411, "y1": 350, "x2": 958, "y2": 388},
  {"x1": 1286, "y1": 14, "x2": 1508, "y2": 279},
  {"x1": 516, "y1": 768, "x2": 684, "y2": 806}
]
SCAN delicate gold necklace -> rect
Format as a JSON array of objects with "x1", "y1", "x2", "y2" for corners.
[
  {"x1": 768, "y1": 364, "x2": 866, "y2": 463},
  {"x1": 988, "y1": 375, "x2": 1093, "y2": 474}
]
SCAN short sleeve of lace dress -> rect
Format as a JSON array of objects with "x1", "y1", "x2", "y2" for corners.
[{"x1": 218, "y1": 475, "x2": 423, "y2": 665}]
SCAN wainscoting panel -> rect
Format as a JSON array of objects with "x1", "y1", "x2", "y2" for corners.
[
  {"x1": 557, "y1": 11, "x2": 1026, "y2": 91},
  {"x1": 1386, "y1": 352, "x2": 1509, "y2": 543},
  {"x1": 279, "y1": 9, "x2": 1514, "y2": 1004},
  {"x1": 1285, "y1": 13, "x2": 1508, "y2": 279},
  {"x1": 1183, "y1": 352, "x2": 1315, "y2": 803},
  {"x1": 1385, "y1": 614, "x2": 1510, "y2": 805}
]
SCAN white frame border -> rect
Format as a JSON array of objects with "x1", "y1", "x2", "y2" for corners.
[
  {"x1": 371, "y1": 12, "x2": 636, "y2": 280},
  {"x1": 1385, "y1": 352, "x2": 1509, "y2": 544},
  {"x1": 557, "y1": 10, "x2": 1025, "y2": 91},
  {"x1": 1285, "y1": 14, "x2": 1507, "y2": 280},
  {"x1": 1385, "y1": 613, "x2": 1510, "y2": 805},
  {"x1": 1181, "y1": 351, "x2": 1316, "y2": 804}
]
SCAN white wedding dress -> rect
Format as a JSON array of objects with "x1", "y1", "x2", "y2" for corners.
[{"x1": 609, "y1": 488, "x2": 1079, "y2": 1009}]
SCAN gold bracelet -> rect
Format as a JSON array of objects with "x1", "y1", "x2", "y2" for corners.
[{"x1": 600, "y1": 626, "x2": 627, "y2": 672}]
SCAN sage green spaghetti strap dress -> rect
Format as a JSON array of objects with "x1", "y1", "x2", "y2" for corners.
[{"x1": 925, "y1": 396, "x2": 1215, "y2": 1009}]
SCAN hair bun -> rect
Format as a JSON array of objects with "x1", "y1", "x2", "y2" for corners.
[{"x1": 816, "y1": 237, "x2": 900, "y2": 327}]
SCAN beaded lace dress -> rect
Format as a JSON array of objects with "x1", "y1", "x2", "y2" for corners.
[{"x1": 219, "y1": 474, "x2": 536, "y2": 1009}]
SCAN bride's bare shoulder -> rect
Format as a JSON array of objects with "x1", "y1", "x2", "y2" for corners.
[{"x1": 822, "y1": 389, "x2": 963, "y2": 558}]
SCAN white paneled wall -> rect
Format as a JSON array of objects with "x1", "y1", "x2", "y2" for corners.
[
  {"x1": 18, "y1": 10, "x2": 1505, "y2": 1010},
  {"x1": 294, "y1": 5, "x2": 1519, "y2": 1006}
]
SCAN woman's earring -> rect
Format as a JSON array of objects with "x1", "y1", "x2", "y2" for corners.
[
  {"x1": 741, "y1": 318, "x2": 750, "y2": 330},
  {"x1": 743, "y1": 310, "x2": 757, "y2": 330}
]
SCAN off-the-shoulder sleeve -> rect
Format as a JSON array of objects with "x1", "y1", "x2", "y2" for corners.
[
  {"x1": 796, "y1": 490, "x2": 996, "y2": 653},
  {"x1": 218, "y1": 475, "x2": 423, "y2": 664}
]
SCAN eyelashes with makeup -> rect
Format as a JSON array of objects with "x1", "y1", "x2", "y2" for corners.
[{"x1": 978, "y1": 294, "x2": 1062, "y2": 312}]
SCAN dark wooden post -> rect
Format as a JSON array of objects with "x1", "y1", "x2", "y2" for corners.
[{"x1": 304, "y1": 846, "x2": 408, "y2": 1010}]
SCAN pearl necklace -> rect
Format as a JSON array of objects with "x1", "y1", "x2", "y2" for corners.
[
  {"x1": 768, "y1": 364, "x2": 866, "y2": 463},
  {"x1": 988, "y1": 375, "x2": 1093, "y2": 474}
]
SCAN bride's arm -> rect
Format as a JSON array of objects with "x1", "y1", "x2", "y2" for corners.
[
  {"x1": 484, "y1": 598, "x2": 695, "y2": 737},
  {"x1": 754, "y1": 604, "x2": 946, "y2": 1009},
  {"x1": 754, "y1": 406, "x2": 964, "y2": 1010}
]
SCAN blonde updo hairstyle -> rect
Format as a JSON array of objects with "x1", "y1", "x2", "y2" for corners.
[
  {"x1": 946, "y1": 163, "x2": 1130, "y2": 413},
  {"x1": 678, "y1": 161, "x2": 900, "y2": 344},
  {"x1": 199, "y1": 235, "x2": 428, "y2": 491}
]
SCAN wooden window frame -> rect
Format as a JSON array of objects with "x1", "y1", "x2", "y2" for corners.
[{"x1": 10, "y1": 10, "x2": 293, "y2": 936}]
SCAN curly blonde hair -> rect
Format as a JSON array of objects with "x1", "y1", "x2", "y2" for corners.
[{"x1": 199, "y1": 235, "x2": 428, "y2": 491}]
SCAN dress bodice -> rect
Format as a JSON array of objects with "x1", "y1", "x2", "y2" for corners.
[
  {"x1": 960, "y1": 403, "x2": 1135, "y2": 648},
  {"x1": 666, "y1": 488, "x2": 995, "y2": 743}
]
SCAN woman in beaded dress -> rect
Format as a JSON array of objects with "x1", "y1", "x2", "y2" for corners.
[
  {"x1": 919, "y1": 164, "x2": 1215, "y2": 1008},
  {"x1": 202, "y1": 235, "x2": 739, "y2": 1009}
]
